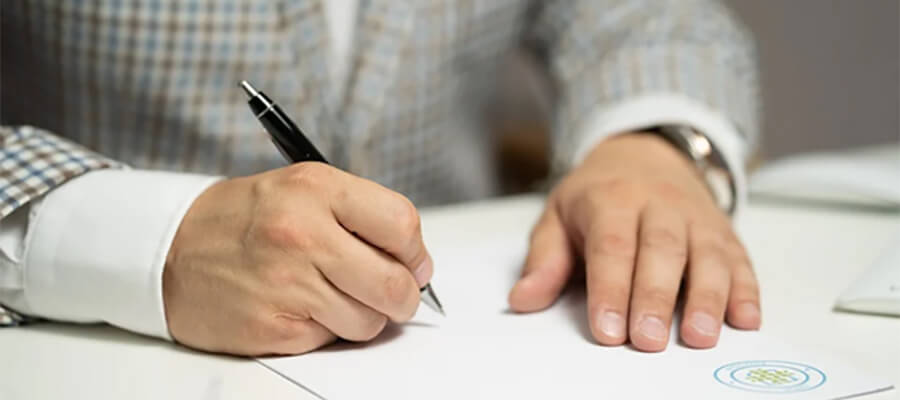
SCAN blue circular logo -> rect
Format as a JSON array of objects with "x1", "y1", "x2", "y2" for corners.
[{"x1": 714, "y1": 360, "x2": 827, "y2": 393}]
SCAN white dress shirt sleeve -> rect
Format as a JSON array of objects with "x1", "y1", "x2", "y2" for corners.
[
  {"x1": 570, "y1": 93, "x2": 750, "y2": 215},
  {"x1": 0, "y1": 169, "x2": 220, "y2": 339}
]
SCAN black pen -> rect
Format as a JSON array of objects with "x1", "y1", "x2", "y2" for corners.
[{"x1": 240, "y1": 80, "x2": 445, "y2": 316}]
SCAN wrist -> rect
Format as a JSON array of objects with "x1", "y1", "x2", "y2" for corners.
[
  {"x1": 565, "y1": 94, "x2": 750, "y2": 217},
  {"x1": 647, "y1": 125, "x2": 736, "y2": 214},
  {"x1": 578, "y1": 132, "x2": 722, "y2": 212},
  {"x1": 583, "y1": 132, "x2": 696, "y2": 171}
]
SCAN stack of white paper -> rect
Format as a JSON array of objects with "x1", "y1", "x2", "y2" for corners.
[{"x1": 260, "y1": 236, "x2": 894, "y2": 399}]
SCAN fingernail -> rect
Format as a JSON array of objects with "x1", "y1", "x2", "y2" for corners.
[
  {"x1": 412, "y1": 254, "x2": 433, "y2": 287},
  {"x1": 737, "y1": 302, "x2": 761, "y2": 327},
  {"x1": 638, "y1": 315, "x2": 667, "y2": 341},
  {"x1": 597, "y1": 311, "x2": 626, "y2": 339},
  {"x1": 689, "y1": 312, "x2": 720, "y2": 337}
]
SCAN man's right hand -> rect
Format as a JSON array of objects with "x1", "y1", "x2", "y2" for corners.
[{"x1": 162, "y1": 163, "x2": 433, "y2": 356}]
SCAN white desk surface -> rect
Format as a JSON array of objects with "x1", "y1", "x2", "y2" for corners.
[{"x1": 2, "y1": 195, "x2": 898, "y2": 399}]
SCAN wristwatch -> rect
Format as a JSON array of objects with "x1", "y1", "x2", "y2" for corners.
[{"x1": 650, "y1": 125, "x2": 736, "y2": 215}]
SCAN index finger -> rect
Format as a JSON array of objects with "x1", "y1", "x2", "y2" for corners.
[{"x1": 327, "y1": 172, "x2": 432, "y2": 286}]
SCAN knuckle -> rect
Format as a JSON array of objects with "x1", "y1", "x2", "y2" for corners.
[
  {"x1": 284, "y1": 162, "x2": 331, "y2": 189},
  {"x1": 599, "y1": 179, "x2": 641, "y2": 206},
  {"x1": 730, "y1": 281, "x2": 760, "y2": 299},
  {"x1": 245, "y1": 312, "x2": 269, "y2": 339},
  {"x1": 334, "y1": 186, "x2": 351, "y2": 204},
  {"x1": 727, "y1": 244, "x2": 754, "y2": 269},
  {"x1": 693, "y1": 231, "x2": 729, "y2": 258},
  {"x1": 653, "y1": 182, "x2": 686, "y2": 203},
  {"x1": 719, "y1": 227, "x2": 742, "y2": 244},
  {"x1": 641, "y1": 228, "x2": 685, "y2": 256},
  {"x1": 633, "y1": 285, "x2": 677, "y2": 309},
  {"x1": 260, "y1": 316, "x2": 305, "y2": 344},
  {"x1": 570, "y1": 187, "x2": 603, "y2": 217},
  {"x1": 355, "y1": 314, "x2": 388, "y2": 341},
  {"x1": 380, "y1": 270, "x2": 417, "y2": 311},
  {"x1": 250, "y1": 175, "x2": 277, "y2": 198},
  {"x1": 394, "y1": 292, "x2": 419, "y2": 322},
  {"x1": 732, "y1": 257, "x2": 755, "y2": 276},
  {"x1": 590, "y1": 284, "x2": 631, "y2": 308},
  {"x1": 689, "y1": 289, "x2": 728, "y2": 309},
  {"x1": 257, "y1": 218, "x2": 314, "y2": 250},
  {"x1": 390, "y1": 194, "x2": 421, "y2": 238},
  {"x1": 591, "y1": 232, "x2": 637, "y2": 259},
  {"x1": 598, "y1": 177, "x2": 632, "y2": 195}
]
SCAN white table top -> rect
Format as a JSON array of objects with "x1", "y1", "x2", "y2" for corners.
[{"x1": 2, "y1": 195, "x2": 898, "y2": 399}]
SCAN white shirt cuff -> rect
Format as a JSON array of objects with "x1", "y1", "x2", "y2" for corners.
[
  {"x1": 570, "y1": 93, "x2": 750, "y2": 216},
  {"x1": 22, "y1": 169, "x2": 221, "y2": 339}
]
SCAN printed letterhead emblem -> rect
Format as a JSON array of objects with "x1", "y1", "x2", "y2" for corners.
[{"x1": 714, "y1": 360, "x2": 827, "y2": 393}]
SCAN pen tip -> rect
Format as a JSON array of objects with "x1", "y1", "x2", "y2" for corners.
[
  {"x1": 420, "y1": 284, "x2": 445, "y2": 316},
  {"x1": 239, "y1": 80, "x2": 258, "y2": 98}
]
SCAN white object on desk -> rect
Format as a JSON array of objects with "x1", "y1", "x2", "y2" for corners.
[
  {"x1": 836, "y1": 236, "x2": 900, "y2": 316},
  {"x1": 260, "y1": 209, "x2": 894, "y2": 399},
  {"x1": 750, "y1": 144, "x2": 900, "y2": 208}
]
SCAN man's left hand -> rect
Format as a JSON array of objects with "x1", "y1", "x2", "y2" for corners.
[{"x1": 508, "y1": 133, "x2": 761, "y2": 352}]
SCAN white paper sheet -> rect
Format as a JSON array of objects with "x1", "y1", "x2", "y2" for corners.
[{"x1": 260, "y1": 236, "x2": 894, "y2": 400}]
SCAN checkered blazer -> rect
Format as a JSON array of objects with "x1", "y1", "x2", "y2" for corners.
[{"x1": 1, "y1": 0, "x2": 758, "y2": 217}]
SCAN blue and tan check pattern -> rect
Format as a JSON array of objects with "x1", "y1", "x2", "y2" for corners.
[
  {"x1": 0, "y1": 0, "x2": 759, "y2": 324},
  {"x1": 0, "y1": 126, "x2": 120, "y2": 218}
]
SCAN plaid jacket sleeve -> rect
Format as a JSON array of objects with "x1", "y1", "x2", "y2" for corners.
[
  {"x1": 0, "y1": 125, "x2": 120, "y2": 219},
  {"x1": 528, "y1": 0, "x2": 760, "y2": 171},
  {"x1": 0, "y1": 125, "x2": 120, "y2": 326}
]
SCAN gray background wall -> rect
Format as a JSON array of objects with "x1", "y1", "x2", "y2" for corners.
[{"x1": 724, "y1": 0, "x2": 899, "y2": 159}]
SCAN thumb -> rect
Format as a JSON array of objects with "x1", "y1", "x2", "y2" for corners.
[{"x1": 508, "y1": 205, "x2": 574, "y2": 312}]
